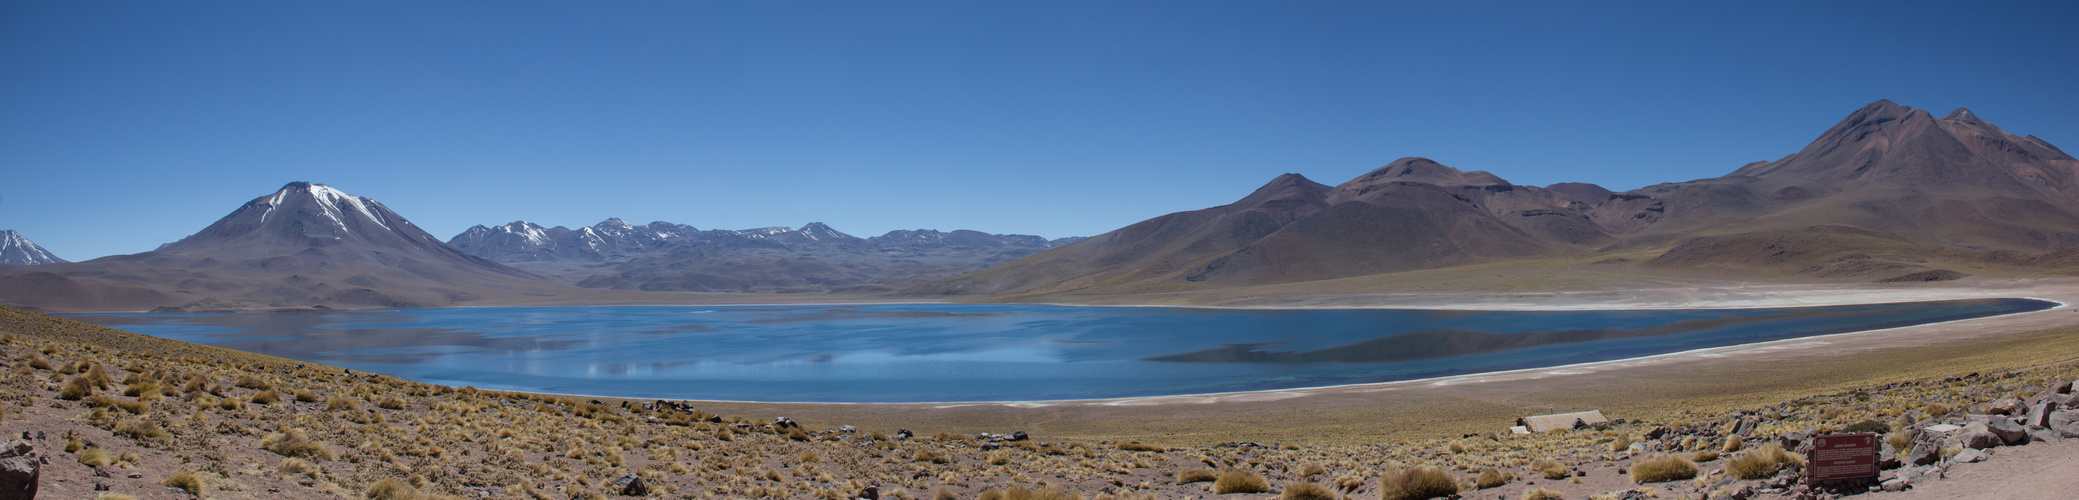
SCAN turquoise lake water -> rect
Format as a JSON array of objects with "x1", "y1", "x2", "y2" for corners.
[{"x1": 64, "y1": 298, "x2": 2055, "y2": 402}]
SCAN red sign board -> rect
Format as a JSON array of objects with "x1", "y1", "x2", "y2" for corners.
[{"x1": 1807, "y1": 433, "x2": 1879, "y2": 484}]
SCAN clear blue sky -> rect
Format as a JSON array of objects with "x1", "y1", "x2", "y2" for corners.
[{"x1": 4, "y1": 1, "x2": 2076, "y2": 260}]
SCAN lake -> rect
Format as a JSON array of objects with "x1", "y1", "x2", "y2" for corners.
[{"x1": 64, "y1": 298, "x2": 2055, "y2": 402}]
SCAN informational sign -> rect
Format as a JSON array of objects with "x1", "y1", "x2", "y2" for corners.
[{"x1": 1807, "y1": 433, "x2": 1879, "y2": 485}]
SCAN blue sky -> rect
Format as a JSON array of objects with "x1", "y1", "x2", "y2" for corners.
[{"x1": 4, "y1": 1, "x2": 2076, "y2": 260}]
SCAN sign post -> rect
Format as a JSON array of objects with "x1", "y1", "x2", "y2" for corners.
[{"x1": 1806, "y1": 433, "x2": 1879, "y2": 488}]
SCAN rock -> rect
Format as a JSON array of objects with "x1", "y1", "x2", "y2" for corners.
[
  {"x1": 1778, "y1": 432, "x2": 1807, "y2": 450},
  {"x1": 1987, "y1": 396, "x2": 2024, "y2": 415},
  {"x1": 2027, "y1": 427, "x2": 2062, "y2": 443},
  {"x1": 607, "y1": 473, "x2": 647, "y2": 496},
  {"x1": 2054, "y1": 380, "x2": 2074, "y2": 395},
  {"x1": 1907, "y1": 442, "x2": 1941, "y2": 466},
  {"x1": 772, "y1": 417, "x2": 799, "y2": 429},
  {"x1": 858, "y1": 485, "x2": 880, "y2": 500},
  {"x1": 1983, "y1": 418, "x2": 2030, "y2": 445},
  {"x1": 1950, "y1": 448, "x2": 1988, "y2": 463},
  {"x1": 894, "y1": 429, "x2": 913, "y2": 440},
  {"x1": 1878, "y1": 443, "x2": 1900, "y2": 470},
  {"x1": 1644, "y1": 427, "x2": 1670, "y2": 440},
  {"x1": 838, "y1": 425, "x2": 856, "y2": 433},
  {"x1": 1011, "y1": 430, "x2": 1029, "y2": 441},
  {"x1": 0, "y1": 440, "x2": 38, "y2": 500},
  {"x1": 2050, "y1": 411, "x2": 2079, "y2": 438},
  {"x1": 1733, "y1": 417, "x2": 1758, "y2": 437},
  {"x1": 1626, "y1": 442, "x2": 1648, "y2": 455},
  {"x1": 1881, "y1": 477, "x2": 1909, "y2": 492},
  {"x1": 1953, "y1": 423, "x2": 2002, "y2": 449},
  {"x1": 2025, "y1": 401, "x2": 2060, "y2": 428}
]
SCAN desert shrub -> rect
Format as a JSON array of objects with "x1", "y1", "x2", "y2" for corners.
[
  {"x1": 1692, "y1": 450, "x2": 1720, "y2": 462},
  {"x1": 25, "y1": 354, "x2": 49, "y2": 370},
  {"x1": 85, "y1": 364, "x2": 112, "y2": 388},
  {"x1": 787, "y1": 427, "x2": 811, "y2": 442},
  {"x1": 987, "y1": 451, "x2": 1011, "y2": 465},
  {"x1": 261, "y1": 429, "x2": 334, "y2": 460},
  {"x1": 376, "y1": 397, "x2": 406, "y2": 410},
  {"x1": 78, "y1": 447, "x2": 112, "y2": 466},
  {"x1": 1924, "y1": 403, "x2": 1951, "y2": 417},
  {"x1": 1520, "y1": 487, "x2": 1565, "y2": 500},
  {"x1": 1117, "y1": 442, "x2": 1166, "y2": 452},
  {"x1": 1631, "y1": 455, "x2": 1698, "y2": 483},
  {"x1": 798, "y1": 451, "x2": 820, "y2": 463},
  {"x1": 1448, "y1": 441, "x2": 1467, "y2": 453},
  {"x1": 60, "y1": 376, "x2": 93, "y2": 400},
  {"x1": 294, "y1": 389, "x2": 320, "y2": 402},
  {"x1": 1279, "y1": 481, "x2": 1337, "y2": 500},
  {"x1": 1531, "y1": 459, "x2": 1569, "y2": 480},
  {"x1": 234, "y1": 374, "x2": 269, "y2": 389},
  {"x1": 162, "y1": 472, "x2": 203, "y2": 496},
  {"x1": 1722, "y1": 436, "x2": 1744, "y2": 452},
  {"x1": 1844, "y1": 420, "x2": 1890, "y2": 434},
  {"x1": 1608, "y1": 434, "x2": 1635, "y2": 452},
  {"x1": 115, "y1": 399, "x2": 149, "y2": 415},
  {"x1": 1726, "y1": 443, "x2": 1800, "y2": 479},
  {"x1": 64, "y1": 439, "x2": 83, "y2": 453},
  {"x1": 1213, "y1": 468, "x2": 1272, "y2": 494},
  {"x1": 1378, "y1": 465, "x2": 1458, "y2": 500},
  {"x1": 1476, "y1": 467, "x2": 1511, "y2": 488},
  {"x1": 1885, "y1": 431, "x2": 1913, "y2": 453},
  {"x1": 1177, "y1": 468, "x2": 1218, "y2": 484}
]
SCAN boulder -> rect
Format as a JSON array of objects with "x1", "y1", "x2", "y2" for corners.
[
  {"x1": 2053, "y1": 380, "x2": 2074, "y2": 395},
  {"x1": 858, "y1": 485, "x2": 880, "y2": 500},
  {"x1": 1950, "y1": 448, "x2": 1988, "y2": 463},
  {"x1": 1987, "y1": 396, "x2": 2024, "y2": 415},
  {"x1": 0, "y1": 440, "x2": 38, "y2": 500},
  {"x1": 1907, "y1": 441, "x2": 1941, "y2": 466},
  {"x1": 1983, "y1": 418, "x2": 2030, "y2": 445},
  {"x1": 1881, "y1": 477, "x2": 1909, "y2": 492},
  {"x1": 1011, "y1": 430, "x2": 1029, "y2": 441},
  {"x1": 2051, "y1": 411, "x2": 2079, "y2": 438},
  {"x1": 1953, "y1": 422, "x2": 2002, "y2": 449},
  {"x1": 1878, "y1": 443, "x2": 1900, "y2": 470},
  {"x1": 607, "y1": 473, "x2": 647, "y2": 496},
  {"x1": 2025, "y1": 401, "x2": 2061, "y2": 428},
  {"x1": 2027, "y1": 427, "x2": 2062, "y2": 443}
]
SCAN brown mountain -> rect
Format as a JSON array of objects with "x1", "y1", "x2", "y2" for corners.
[
  {"x1": 1629, "y1": 100, "x2": 2079, "y2": 251},
  {"x1": 0, "y1": 182, "x2": 564, "y2": 312},
  {"x1": 917, "y1": 158, "x2": 1649, "y2": 296},
  {"x1": 915, "y1": 100, "x2": 2079, "y2": 296}
]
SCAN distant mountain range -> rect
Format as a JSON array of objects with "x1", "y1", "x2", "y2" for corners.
[
  {"x1": 0, "y1": 230, "x2": 66, "y2": 265},
  {"x1": 4, "y1": 99, "x2": 2076, "y2": 312},
  {"x1": 911, "y1": 100, "x2": 2079, "y2": 297},
  {"x1": 0, "y1": 182, "x2": 561, "y2": 311},
  {"x1": 446, "y1": 219, "x2": 1080, "y2": 292}
]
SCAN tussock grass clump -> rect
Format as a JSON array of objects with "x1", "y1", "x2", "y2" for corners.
[
  {"x1": 1691, "y1": 450, "x2": 1720, "y2": 462},
  {"x1": 1476, "y1": 467, "x2": 1510, "y2": 489},
  {"x1": 162, "y1": 472, "x2": 203, "y2": 496},
  {"x1": 1279, "y1": 481, "x2": 1337, "y2": 500},
  {"x1": 1299, "y1": 462, "x2": 1327, "y2": 477},
  {"x1": 1844, "y1": 420, "x2": 1890, "y2": 434},
  {"x1": 115, "y1": 419, "x2": 170, "y2": 439},
  {"x1": 365, "y1": 478, "x2": 431, "y2": 500},
  {"x1": 1212, "y1": 468, "x2": 1271, "y2": 494},
  {"x1": 1721, "y1": 436, "x2": 1744, "y2": 453},
  {"x1": 1520, "y1": 487, "x2": 1565, "y2": 500},
  {"x1": 60, "y1": 376, "x2": 93, "y2": 400},
  {"x1": 1378, "y1": 465, "x2": 1458, "y2": 500},
  {"x1": 249, "y1": 389, "x2": 280, "y2": 404},
  {"x1": 234, "y1": 374, "x2": 269, "y2": 389},
  {"x1": 325, "y1": 398, "x2": 358, "y2": 412},
  {"x1": 1177, "y1": 468, "x2": 1218, "y2": 484},
  {"x1": 260, "y1": 429, "x2": 334, "y2": 460},
  {"x1": 1531, "y1": 459, "x2": 1569, "y2": 480},
  {"x1": 1630, "y1": 455, "x2": 1698, "y2": 483},
  {"x1": 279, "y1": 458, "x2": 315, "y2": 475},
  {"x1": 912, "y1": 448, "x2": 951, "y2": 464},
  {"x1": 1726, "y1": 443, "x2": 1800, "y2": 480},
  {"x1": 294, "y1": 389, "x2": 321, "y2": 402},
  {"x1": 78, "y1": 447, "x2": 112, "y2": 466},
  {"x1": 376, "y1": 397, "x2": 406, "y2": 410},
  {"x1": 977, "y1": 484, "x2": 1076, "y2": 500}
]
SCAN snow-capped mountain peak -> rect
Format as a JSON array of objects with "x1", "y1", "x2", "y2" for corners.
[{"x1": 0, "y1": 230, "x2": 68, "y2": 265}]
